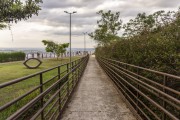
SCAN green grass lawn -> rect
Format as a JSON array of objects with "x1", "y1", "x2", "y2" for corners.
[
  {"x1": 0, "y1": 57, "x2": 79, "y2": 84},
  {"x1": 0, "y1": 57, "x2": 80, "y2": 120}
]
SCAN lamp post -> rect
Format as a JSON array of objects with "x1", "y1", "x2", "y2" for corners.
[
  {"x1": 83, "y1": 32, "x2": 87, "y2": 55},
  {"x1": 64, "y1": 11, "x2": 77, "y2": 66}
]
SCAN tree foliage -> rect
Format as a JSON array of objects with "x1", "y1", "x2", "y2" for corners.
[
  {"x1": 0, "y1": 0, "x2": 42, "y2": 29},
  {"x1": 89, "y1": 10, "x2": 122, "y2": 45},
  {"x1": 123, "y1": 10, "x2": 177, "y2": 38},
  {"x1": 42, "y1": 40, "x2": 69, "y2": 60},
  {"x1": 95, "y1": 8, "x2": 180, "y2": 75}
]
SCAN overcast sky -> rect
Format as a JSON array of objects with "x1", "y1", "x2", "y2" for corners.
[{"x1": 0, "y1": 0, "x2": 179, "y2": 48}]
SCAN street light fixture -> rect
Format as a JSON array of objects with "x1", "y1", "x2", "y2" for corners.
[
  {"x1": 83, "y1": 32, "x2": 88, "y2": 55},
  {"x1": 64, "y1": 11, "x2": 77, "y2": 67}
]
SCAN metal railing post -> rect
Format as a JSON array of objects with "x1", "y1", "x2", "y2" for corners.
[
  {"x1": 77, "y1": 59, "x2": 80, "y2": 80},
  {"x1": 40, "y1": 73, "x2": 44, "y2": 120},
  {"x1": 58, "y1": 66, "x2": 61, "y2": 112},
  {"x1": 79, "y1": 59, "x2": 81, "y2": 77},
  {"x1": 74, "y1": 60, "x2": 77, "y2": 83},
  {"x1": 162, "y1": 75, "x2": 167, "y2": 120},
  {"x1": 58, "y1": 66, "x2": 61, "y2": 80},
  {"x1": 72, "y1": 61, "x2": 74, "y2": 88},
  {"x1": 124, "y1": 64, "x2": 128, "y2": 101},
  {"x1": 136, "y1": 68, "x2": 140, "y2": 114},
  {"x1": 67, "y1": 63, "x2": 69, "y2": 96}
]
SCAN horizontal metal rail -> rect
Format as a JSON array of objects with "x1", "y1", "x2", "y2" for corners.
[
  {"x1": 0, "y1": 55, "x2": 89, "y2": 120},
  {"x1": 97, "y1": 56, "x2": 180, "y2": 120},
  {"x1": 0, "y1": 63, "x2": 67, "y2": 89}
]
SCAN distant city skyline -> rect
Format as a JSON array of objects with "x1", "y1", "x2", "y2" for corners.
[{"x1": 0, "y1": 0, "x2": 179, "y2": 48}]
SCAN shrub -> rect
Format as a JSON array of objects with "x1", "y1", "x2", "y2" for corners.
[
  {"x1": 96, "y1": 16, "x2": 180, "y2": 76},
  {"x1": 0, "y1": 52, "x2": 26, "y2": 63}
]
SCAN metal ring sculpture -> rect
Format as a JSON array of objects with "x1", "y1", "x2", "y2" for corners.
[{"x1": 23, "y1": 58, "x2": 42, "y2": 69}]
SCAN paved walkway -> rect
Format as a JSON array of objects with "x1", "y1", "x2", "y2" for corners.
[{"x1": 61, "y1": 56, "x2": 136, "y2": 120}]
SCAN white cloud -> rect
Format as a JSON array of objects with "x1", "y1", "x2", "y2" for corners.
[{"x1": 96, "y1": 0, "x2": 125, "y2": 10}]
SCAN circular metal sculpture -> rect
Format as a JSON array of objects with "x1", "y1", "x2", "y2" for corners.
[{"x1": 23, "y1": 58, "x2": 42, "y2": 69}]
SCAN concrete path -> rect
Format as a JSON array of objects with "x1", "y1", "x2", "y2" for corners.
[{"x1": 61, "y1": 56, "x2": 136, "y2": 120}]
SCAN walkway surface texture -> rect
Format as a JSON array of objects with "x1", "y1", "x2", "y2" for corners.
[{"x1": 61, "y1": 56, "x2": 136, "y2": 120}]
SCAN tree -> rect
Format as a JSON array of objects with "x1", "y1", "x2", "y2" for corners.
[
  {"x1": 123, "y1": 10, "x2": 177, "y2": 38},
  {"x1": 89, "y1": 10, "x2": 122, "y2": 46},
  {"x1": 95, "y1": 7, "x2": 180, "y2": 75},
  {"x1": 42, "y1": 40, "x2": 69, "y2": 60},
  {"x1": 0, "y1": 0, "x2": 42, "y2": 29}
]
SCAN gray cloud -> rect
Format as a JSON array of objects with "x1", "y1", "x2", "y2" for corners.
[
  {"x1": 30, "y1": 0, "x2": 180, "y2": 35},
  {"x1": 31, "y1": 0, "x2": 180, "y2": 35},
  {"x1": 1, "y1": 0, "x2": 179, "y2": 48},
  {"x1": 41, "y1": 0, "x2": 106, "y2": 9},
  {"x1": 154, "y1": 0, "x2": 180, "y2": 8}
]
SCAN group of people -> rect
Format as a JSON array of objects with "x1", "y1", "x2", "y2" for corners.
[
  {"x1": 66, "y1": 51, "x2": 87, "y2": 56},
  {"x1": 76, "y1": 51, "x2": 83, "y2": 55},
  {"x1": 26, "y1": 51, "x2": 90, "y2": 60}
]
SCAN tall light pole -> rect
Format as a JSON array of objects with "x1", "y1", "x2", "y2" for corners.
[
  {"x1": 83, "y1": 32, "x2": 87, "y2": 55},
  {"x1": 64, "y1": 11, "x2": 77, "y2": 66}
]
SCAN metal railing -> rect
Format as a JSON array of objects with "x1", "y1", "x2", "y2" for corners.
[
  {"x1": 0, "y1": 55, "x2": 89, "y2": 120},
  {"x1": 97, "y1": 56, "x2": 180, "y2": 120}
]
